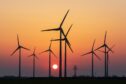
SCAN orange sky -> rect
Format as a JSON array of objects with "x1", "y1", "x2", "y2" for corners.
[{"x1": 0, "y1": 0, "x2": 126, "y2": 77}]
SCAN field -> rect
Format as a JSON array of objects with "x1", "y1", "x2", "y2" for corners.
[{"x1": 0, "y1": 76, "x2": 126, "y2": 83}]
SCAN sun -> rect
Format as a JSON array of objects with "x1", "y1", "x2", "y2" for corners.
[{"x1": 52, "y1": 64, "x2": 58, "y2": 70}]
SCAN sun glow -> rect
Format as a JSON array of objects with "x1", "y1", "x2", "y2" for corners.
[{"x1": 52, "y1": 64, "x2": 58, "y2": 70}]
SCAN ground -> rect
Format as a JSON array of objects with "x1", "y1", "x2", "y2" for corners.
[{"x1": 0, "y1": 76, "x2": 126, "y2": 83}]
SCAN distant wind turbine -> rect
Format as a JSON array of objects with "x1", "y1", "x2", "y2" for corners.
[
  {"x1": 73, "y1": 65, "x2": 77, "y2": 77},
  {"x1": 98, "y1": 45, "x2": 115, "y2": 77},
  {"x1": 95, "y1": 31, "x2": 113, "y2": 77},
  {"x1": 41, "y1": 10, "x2": 70, "y2": 77},
  {"x1": 51, "y1": 24, "x2": 73, "y2": 77},
  {"x1": 11, "y1": 34, "x2": 30, "y2": 78},
  {"x1": 81, "y1": 40, "x2": 101, "y2": 77},
  {"x1": 40, "y1": 40, "x2": 57, "y2": 77},
  {"x1": 28, "y1": 48, "x2": 39, "y2": 78}
]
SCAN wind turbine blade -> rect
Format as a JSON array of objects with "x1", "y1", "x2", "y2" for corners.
[
  {"x1": 28, "y1": 54, "x2": 33, "y2": 57},
  {"x1": 92, "y1": 39, "x2": 96, "y2": 50},
  {"x1": 17, "y1": 34, "x2": 20, "y2": 46},
  {"x1": 81, "y1": 51, "x2": 91, "y2": 56},
  {"x1": 39, "y1": 50, "x2": 49, "y2": 54},
  {"x1": 51, "y1": 39, "x2": 64, "y2": 41},
  {"x1": 104, "y1": 31, "x2": 107, "y2": 44},
  {"x1": 108, "y1": 45, "x2": 115, "y2": 53},
  {"x1": 67, "y1": 43, "x2": 73, "y2": 53},
  {"x1": 95, "y1": 45, "x2": 104, "y2": 51},
  {"x1": 94, "y1": 52, "x2": 101, "y2": 61},
  {"x1": 49, "y1": 41, "x2": 52, "y2": 49},
  {"x1": 66, "y1": 24, "x2": 73, "y2": 37},
  {"x1": 21, "y1": 46, "x2": 30, "y2": 51},
  {"x1": 60, "y1": 10, "x2": 70, "y2": 27},
  {"x1": 50, "y1": 50, "x2": 57, "y2": 58},
  {"x1": 66, "y1": 39, "x2": 73, "y2": 53},
  {"x1": 41, "y1": 28, "x2": 59, "y2": 32},
  {"x1": 11, "y1": 47, "x2": 19, "y2": 56},
  {"x1": 106, "y1": 45, "x2": 113, "y2": 53},
  {"x1": 51, "y1": 39, "x2": 60, "y2": 41}
]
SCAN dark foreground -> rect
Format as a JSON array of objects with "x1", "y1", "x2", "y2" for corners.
[{"x1": 0, "y1": 77, "x2": 126, "y2": 83}]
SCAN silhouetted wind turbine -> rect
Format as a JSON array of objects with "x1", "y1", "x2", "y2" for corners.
[
  {"x1": 28, "y1": 48, "x2": 39, "y2": 78},
  {"x1": 51, "y1": 24, "x2": 73, "y2": 77},
  {"x1": 95, "y1": 31, "x2": 113, "y2": 77},
  {"x1": 41, "y1": 10, "x2": 70, "y2": 77},
  {"x1": 40, "y1": 40, "x2": 57, "y2": 77},
  {"x1": 98, "y1": 45, "x2": 115, "y2": 77},
  {"x1": 81, "y1": 40, "x2": 101, "y2": 77},
  {"x1": 11, "y1": 34, "x2": 30, "y2": 78},
  {"x1": 73, "y1": 65, "x2": 77, "y2": 77}
]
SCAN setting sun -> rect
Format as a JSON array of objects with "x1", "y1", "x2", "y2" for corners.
[{"x1": 52, "y1": 64, "x2": 58, "y2": 70}]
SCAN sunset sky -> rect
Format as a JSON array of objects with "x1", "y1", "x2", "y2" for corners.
[{"x1": 0, "y1": 0, "x2": 126, "y2": 77}]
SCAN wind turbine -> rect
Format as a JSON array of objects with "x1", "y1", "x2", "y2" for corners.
[
  {"x1": 11, "y1": 34, "x2": 30, "y2": 78},
  {"x1": 81, "y1": 40, "x2": 101, "y2": 77},
  {"x1": 40, "y1": 40, "x2": 57, "y2": 77},
  {"x1": 51, "y1": 24, "x2": 73, "y2": 77},
  {"x1": 73, "y1": 65, "x2": 77, "y2": 77},
  {"x1": 28, "y1": 48, "x2": 39, "y2": 78},
  {"x1": 95, "y1": 31, "x2": 113, "y2": 77},
  {"x1": 41, "y1": 10, "x2": 70, "y2": 77},
  {"x1": 98, "y1": 45, "x2": 115, "y2": 77}
]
